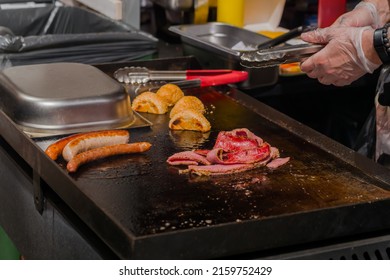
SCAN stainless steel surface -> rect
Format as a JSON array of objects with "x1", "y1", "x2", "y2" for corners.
[
  {"x1": 114, "y1": 66, "x2": 187, "y2": 84},
  {"x1": 0, "y1": 62, "x2": 138, "y2": 136},
  {"x1": 169, "y1": 22, "x2": 279, "y2": 89},
  {"x1": 241, "y1": 44, "x2": 324, "y2": 68},
  {"x1": 169, "y1": 22, "x2": 265, "y2": 57}
]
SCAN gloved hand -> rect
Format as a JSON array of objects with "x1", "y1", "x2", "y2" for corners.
[
  {"x1": 332, "y1": 2, "x2": 380, "y2": 28},
  {"x1": 375, "y1": 98, "x2": 390, "y2": 161},
  {"x1": 300, "y1": 26, "x2": 381, "y2": 86},
  {"x1": 375, "y1": 66, "x2": 390, "y2": 161}
]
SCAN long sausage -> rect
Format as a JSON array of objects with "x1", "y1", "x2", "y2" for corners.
[
  {"x1": 62, "y1": 130, "x2": 130, "y2": 162},
  {"x1": 67, "y1": 142, "x2": 152, "y2": 172},
  {"x1": 45, "y1": 133, "x2": 87, "y2": 160}
]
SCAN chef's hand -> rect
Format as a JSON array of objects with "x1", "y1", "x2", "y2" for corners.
[
  {"x1": 375, "y1": 89, "x2": 390, "y2": 161},
  {"x1": 300, "y1": 26, "x2": 381, "y2": 86},
  {"x1": 332, "y1": 2, "x2": 380, "y2": 28}
]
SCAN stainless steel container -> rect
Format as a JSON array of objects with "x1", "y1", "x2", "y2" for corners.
[
  {"x1": 169, "y1": 22, "x2": 279, "y2": 89},
  {"x1": 0, "y1": 62, "x2": 136, "y2": 136}
]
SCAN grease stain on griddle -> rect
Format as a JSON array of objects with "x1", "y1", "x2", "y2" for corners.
[{"x1": 70, "y1": 155, "x2": 152, "y2": 179}]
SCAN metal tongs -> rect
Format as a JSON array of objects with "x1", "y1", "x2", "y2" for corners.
[
  {"x1": 240, "y1": 44, "x2": 324, "y2": 68},
  {"x1": 240, "y1": 25, "x2": 324, "y2": 68},
  {"x1": 114, "y1": 66, "x2": 248, "y2": 87}
]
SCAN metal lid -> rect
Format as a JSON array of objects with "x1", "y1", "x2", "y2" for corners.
[{"x1": 0, "y1": 62, "x2": 135, "y2": 136}]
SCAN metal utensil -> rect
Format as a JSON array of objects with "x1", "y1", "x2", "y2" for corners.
[
  {"x1": 168, "y1": 22, "x2": 281, "y2": 88},
  {"x1": 131, "y1": 80, "x2": 201, "y2": 95},
  {"x1": 256, "y1": 25, "x2": 316, "y2": 50},
  {"x1": 114, "y1": 66, "x2": 248, "y2": 86},
  {"x1": 240, "y1": 25, "x2": 322, "y2": 68},
  {"x1": 240, "y1": 43, "x2": 324, "y2": 68}
]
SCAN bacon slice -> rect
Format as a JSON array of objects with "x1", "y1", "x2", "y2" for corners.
[{"x1": 67, "y1": 142, "x2": 151, "y2": 172}]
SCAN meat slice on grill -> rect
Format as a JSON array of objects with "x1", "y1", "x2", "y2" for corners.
[
  {"x1": 266, "y1": 157, "x2": 290, "y2": 169},
  {"x1": 167, "y1": 128, "x2": 289, "y2": 176},
  {"x1": 185, "y1": 163, "x2": 255, "y2": 176},
  {"x1": 167, "y1": 151, "x2": 211, "y2": 166},
  {"x1": 186, "y1": 156, "x2": 274, "y2": 176},
  {"x1": 206, "y1": 143, "x2": 271, "y2": 165},
  {"x1": 213, "y1": 128, "x2": 264, "y2": 153}
]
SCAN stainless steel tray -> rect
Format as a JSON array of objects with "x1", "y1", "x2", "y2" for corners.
[
  {"x1": 169, "y1": 22, "x2": 279, "y2": 89},
  {"x1": 0, "y1": 62, "x2": 151, "y2": 137},
  {"x1": 170, "y1": 22, "x2": 269, "y2": 58}
]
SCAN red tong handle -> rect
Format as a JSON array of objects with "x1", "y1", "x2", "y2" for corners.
[
  {"x1": 185, "y1": 69, "x2": 233, "y2": 76},
  {"x1": 186, "y1": 70, "x2": 248, "y2": 87}
]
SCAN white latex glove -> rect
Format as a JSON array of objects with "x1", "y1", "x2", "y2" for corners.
[
  {"x1": 375, "y1": 98, "x2": 390, "y2": 160},
  {"x1": 375, "y1": 65, "x2": 390, "y2": 161},
  {"x1": 300, "y1": 26, "x2": 380, "y2": 86},
  {"x1": 332, "y1": 2, "x2": 380, "y2": 28}
]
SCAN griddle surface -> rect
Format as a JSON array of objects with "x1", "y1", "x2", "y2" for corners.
[{"x1": 32, "y1": 85, "x2": 390, "y2": 259}]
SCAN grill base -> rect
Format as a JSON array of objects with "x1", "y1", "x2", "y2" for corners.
[{"x1": 263, "y1": 234, "x2": 390, "y2": 260}]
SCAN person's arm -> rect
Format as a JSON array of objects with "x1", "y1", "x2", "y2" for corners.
[
  {"x1": 364, "y1": 0, "x2": 390, "y2": 25},
  {"x1": 300, "y1": 26, "x2": 380, "y2": 86},
  {"x1": 329, "y1": 0, "x2": 390, "y2": 29},
  {"x1": 298, "y1": 0, "x2": 388, "y2": 86},
  {"x1": 362, "y1": 28, "x2": 382, "y2": 66}
]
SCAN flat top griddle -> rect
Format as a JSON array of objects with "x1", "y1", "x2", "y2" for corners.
[{"x1": 2, "y1": 58, "x2": 390, "y2": 260}]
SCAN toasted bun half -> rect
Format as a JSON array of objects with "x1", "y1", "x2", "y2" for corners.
[
  {"x1": 131, "y1": 91, "x2": 168, "y2": 114},
  {"x1": 156, "y1": 83, "x2": 184, "y2": 106},
  {"x1": 169, "y1": 96, "x2": 205, "y2": 118},
  {"x1": 169, "y1": 109, "x2": 211, "y2": 133}
]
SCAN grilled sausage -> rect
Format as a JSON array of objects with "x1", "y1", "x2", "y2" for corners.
[
  {"x1": 62, "y1": 130, "x2": 130, "y2": 162},
  {"x1": 67, "y1": 142, "x2": 152, "y2": 172},
  {"x1": 45, "y1": 133, "x2": 87, "y2": 160}
]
